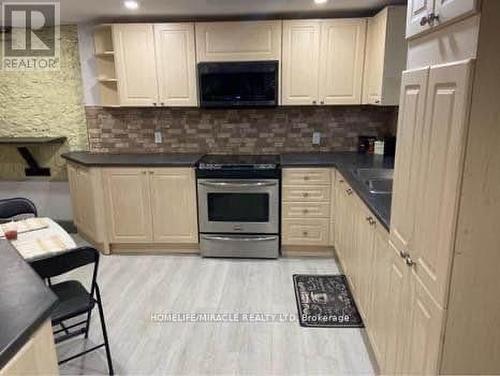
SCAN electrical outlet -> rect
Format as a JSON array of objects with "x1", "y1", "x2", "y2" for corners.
[
  {"x1": 312, "y1": 132, "x2": 321, "y2": 145},
  {"x1": 154, "y1": 131, "x2": 162, "y2": 144}
]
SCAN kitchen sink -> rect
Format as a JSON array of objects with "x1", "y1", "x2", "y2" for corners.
[
  {"x1": 355, "y1": 168, "x2": 394, "y2": 181},
  {"x1": 354, "y1": 168, "x2": 394, "y2": 194},
  {"x1": 366, "y1": 179, "x2": 393, "y2": 194}
]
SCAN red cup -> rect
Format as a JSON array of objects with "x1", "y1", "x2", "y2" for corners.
[{"x1": 5, "y1": 230, "x2": 18, "y2": 240}]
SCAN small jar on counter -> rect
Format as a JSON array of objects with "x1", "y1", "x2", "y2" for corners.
[{"x1": 374, "y1": 140, "x2": 385, "y2": 155}]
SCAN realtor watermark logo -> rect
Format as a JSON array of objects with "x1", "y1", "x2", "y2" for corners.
[{"x1": 1, "y1": 2, "x2": 60, "y2": 71}]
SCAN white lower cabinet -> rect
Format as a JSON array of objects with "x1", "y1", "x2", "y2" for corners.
[
  {"x1": 67, "y1": 163, "x2": 107, "y2": 248},
  {"x1": 351, "y1": 197, "x2": 376, "y2": 321},
  {"x1": 149, "y1": 168, "x2": 198, "y2": 243},
  {"x1": 365, "y1": 227, "x2": 392, "y2": 370},
  {"x1": 68, "y1": 165, "x2": 199, "y2": 252},
  {"x1": 282, "y1": 218, "x2": 330, "y2": 246},
  {"x1": 384, "y1": 241, "x2": 445, "y2": 375},
  {"x1": 103, "y1": 168, "x2": 153, "y2": 243},
  {"x1": 0, "y1": 321, "x2": 58, "y2": 376},
  {"x1": 333, "y1": 171, "x2": 445, "y2": 374},
  {"x1": 403, "y1": 273, "x2": 445, "y2": 375},
  {"x1": 102, "y1": 167, "x2": 198, "y2": 245},
  {"x1": 281, "y1": 168, "x2": 335, "y2": 255}
]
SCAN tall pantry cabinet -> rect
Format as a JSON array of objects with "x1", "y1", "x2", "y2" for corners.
[{"x1": 387, "y1": 0, "x2": 500, "y2": 374}]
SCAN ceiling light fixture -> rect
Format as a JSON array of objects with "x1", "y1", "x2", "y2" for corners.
[
  {"x1": 314, "y1": 0, "x2": 328, "y2": 4},
  {"x1": 124, "y1": 0, "x2": 139, "y2": 10}
]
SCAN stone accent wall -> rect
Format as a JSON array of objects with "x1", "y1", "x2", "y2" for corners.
[
  {"x1": 0, "y1": 25, "x2": 88, "y2": 180},
  {"x1": 86, "y1": 105, "x2": 397, "y2": 154}
]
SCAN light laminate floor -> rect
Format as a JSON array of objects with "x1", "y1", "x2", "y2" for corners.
[{"x1": 57, "y1": 249, "x2": 376, "y2": 375}]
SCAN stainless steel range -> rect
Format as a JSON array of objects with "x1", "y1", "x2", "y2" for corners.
[{"x1": 196, "y1": 155, "x2": 280, "y2": 259}]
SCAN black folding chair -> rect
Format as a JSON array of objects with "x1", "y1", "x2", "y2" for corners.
[
  {"x1": 0, "y1": 197, "x2": 37, "y2": 222},
  {"x1": 30, "y1": 246, "x2": 114, "y2": 375}
]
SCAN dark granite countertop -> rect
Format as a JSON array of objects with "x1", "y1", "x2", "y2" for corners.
[
  {"x1": 62, "y1": 151, "x2": 392, "y2": 230},
  {"x1": 61, "y1": 151, "x2": 204, "y2": 167},
  {"x1": 0, "y1": 136, "x2": 66, "y2": 145},
  {"x1": 0, "y1": 241, "x2": 58, "y2": 368},
  {"x1": 281, "y1": 152, "x2": 394, "y2": 230}
]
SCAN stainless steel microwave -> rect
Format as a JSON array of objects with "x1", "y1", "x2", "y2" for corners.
[{"x1": 197, "y1": 60, "x2": 279, "y2": 108}]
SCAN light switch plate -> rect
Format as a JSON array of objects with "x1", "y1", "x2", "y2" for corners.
[
  {"x1": 312, "y1": 132, "x2": 321, "y2": 145},
  {"x1": 154, "y1": 131, "x2": 162, "y2": 144}
]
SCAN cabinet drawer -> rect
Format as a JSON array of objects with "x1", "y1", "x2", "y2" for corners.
[
  {"x1": 282, "y1": 202, "x2": 330, "y2": 218},
  {"x1": 283, "y1": 168, "x2": 331, "y2": 185},
  {"x1": 283, "y1": 186, "x2": 331, "y2": 202},
  {"x1": 282, "y1": 219, "x2": 330, "y2": 246}
]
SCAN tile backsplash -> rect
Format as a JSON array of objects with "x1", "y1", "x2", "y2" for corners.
[{"x1": 86, "y1": 105, "x2": 398, "y2": 154}]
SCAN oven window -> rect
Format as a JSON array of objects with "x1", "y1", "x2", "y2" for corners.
[{"x1": 207, "y1": 193, "x2": 269, "y2": 222}]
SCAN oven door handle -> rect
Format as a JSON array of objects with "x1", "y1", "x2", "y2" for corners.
[
  {"x1": 198, "y1": 181, "x2": 278, "y2": 188},
  {"x1": 201, "y1": 235, "x2": 277, "y2": 242}
]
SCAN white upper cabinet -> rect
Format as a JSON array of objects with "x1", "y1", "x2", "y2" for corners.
[
  {"x1": 434, "y1": 0, "x2": 479, "y2": 27},
  {"x1": 113, "y1": 24, "x2": 159, "y2": 106},
  {"x1": 363, "y1": 6, "x2": 407, "y2": 105},
  {"x1": 282, "y1": 19, "x2": 366, "y2": 106},
  {"x1": 319, "y1": 19, "x2": 366, "y2": 105},
  {"x1": 406, "y1": 0, "x2": 480, "y2": 38},
  {"x1": 407, "y1": 0, "x2": 435, "y2": 38},
  {"x1": 154, "y1": 23, "x2": 198, "y2": 107},
  {"x1": 363, "y1": 10, "x2": 387, "y2": 104},
  {"x1": 195, "y1": 21, "x2": 282, "y2": 62},
  {"x1": 282, "y1": 20, "x2": 321, "y2": 105}
]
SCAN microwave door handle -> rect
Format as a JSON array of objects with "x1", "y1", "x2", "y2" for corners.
[
  {"x1": 199, "y1": 181, "x2": 277, "y2": 188},
  {"x1": 201, "y1": 235, "x2": 277, "y2": 242}
]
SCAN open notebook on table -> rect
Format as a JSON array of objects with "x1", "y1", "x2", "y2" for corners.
[
  {"x1": 2, "y1": 217, "x2": 77, "y2": 261},
  {"x1": 0, "y1": 217, "x2": 49, "y2": 237}
]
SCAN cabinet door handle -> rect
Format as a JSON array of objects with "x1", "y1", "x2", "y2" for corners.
[
  {"x1": 304, "y1": 176, "x2": 310, "y2": 181},
  {"x1": 339, "y1": 179, "x2": 344, "y2": 183},
  {"x1": 365, "y1": 216, "x2": 375, "y2": 226},
  {"x1": 303, "y1": 209, "x2": 309, "y2": 214},
  {"x1": 420, "y1": 15, "x2": 429, "y2": 26},
  {"x1": 320, "y1": 101, "x2": 324, "y2": 105},
  {"x1": 141, "y1": 171, "x2": 147, "y2": 175},
  {"x1": 428, "y1": 12, "x2": 440, "y2": 24},
  {"x1": 302, "y1": 231, "x2": 309, "y2": 237},
  {"x1": 153, "y1": 102, "x2": 157, "y2": 106},
  {"x1": 399, "y1": 249, "x2": 408, "y2": 259},
  {"x1": 312, "y1": 100, "x2": 317, "y2": 105},
  {"x1": 160, "y1": 102, "x2": 165, "y2": 106},
  {"x1": 303, "y1": 192, "x2": 309, "y2": 198},
  {"x1": 405, "y1": 255, "x2": 415, "y2": 267}
]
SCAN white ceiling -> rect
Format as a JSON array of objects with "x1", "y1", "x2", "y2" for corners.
[{"x1": 6, "y1": 0, "x2": 407, "y2": 24}]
